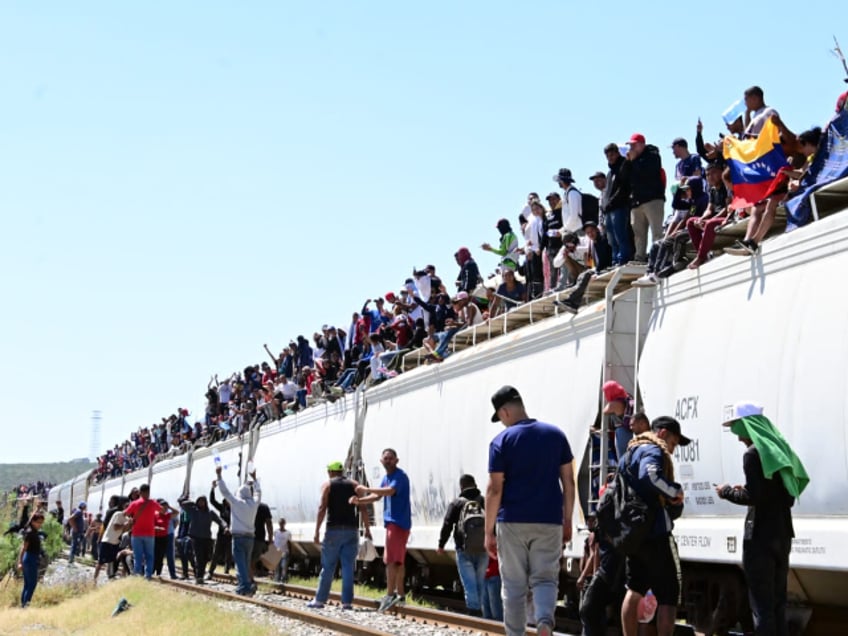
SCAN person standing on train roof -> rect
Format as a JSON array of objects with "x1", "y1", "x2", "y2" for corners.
[
  {"x1": 215, "y1": 464, "x2": 261, "y2": 596},
  {"x1": 485, "y1": 385, "x2": 575, "y2": 636},
  {"x1": 308, "y1": 461, "x2": 372, "y2": 610},
  {"x1": 351, "y1": 448, "x2": 411, "y2": 612},
  {"x1": 715, "y1": 403, "x2": 809, "y2": 636}
]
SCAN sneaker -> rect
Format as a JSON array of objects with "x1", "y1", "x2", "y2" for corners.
[
  {"x1": 377, "y1": 594, "x2": 394, "y2": 613},
  {"x1": 341, "y1": 603, "x2": 353, "y2": 610},
  {"x1": 384, "y1": 594, "x2": 405, "y2": 610},
  {"x1": 631, "y1": 273, "x2": 658, "y2": 287},
  {"x1": 306, "y1": 600, "x2": 325, "y2": 609},
  {"x1": 536, "y1": 621, "x2": 554, "y2": 636}
]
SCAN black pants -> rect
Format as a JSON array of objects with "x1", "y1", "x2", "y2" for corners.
[
  {"x1": 154, "y1": 535, "x2": 168, "y2": 575},
  {"x1": 743, "y1": 538, "x2": 791, "y2": 636},
  {"x1": 210, "y1": 531, "x2": 233, "y2": 573},
  {"x1": 580, "y1": 574, "x2": 615, "y2": 636},
  {"x1": 192, "y1": 537, "x2": 214, "y2": 580},
  {"x1": 525, "y1": 251, "x2": 544, "y2": 299}
]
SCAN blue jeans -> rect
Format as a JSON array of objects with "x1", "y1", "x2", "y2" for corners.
[
  {"x1": 232, "y1": 535, "x2": 255, "y2": 594},
  {"x1": 315, "y1": 528, "x2": 359, "y2": 604},
  {"x1": 21, "y1": 551, "x2": 39, "y2": 606},
  {"x1": 605, "y1": 207, "x2": 632, "y2": 265},
  {"x1": 69, "y1": 532, "x2": 84, "y2": 563},
  {"x1": 131, "y1": 535, "x2": 155, "y2": 579},
  {"x1": 497, "y1": 522, "x2": 561, "y2": 636},
  {"x1": 434, "y1": 326, "x2": 462, "y2": 358},
  {"x1": 615, "y1": 426, "x2": 633, "y2": 460},
  {"x1": 482, "y1": 574, "x2": 504, "y2": 621},
  {"x1": 456, "y1": 550, "x2": 487, "y2": 611},
  {"x1": 275, "y1": 553, "x2": 289, "y2": 582},
  {"x1": 165, "y1": 533, "x2": 177, "y2": 578}
]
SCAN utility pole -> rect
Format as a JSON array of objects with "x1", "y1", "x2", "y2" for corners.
[{"x1": 90, "y1": 410, "x2": 101, "y2": 462}]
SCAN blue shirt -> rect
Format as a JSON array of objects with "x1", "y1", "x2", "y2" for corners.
[
  {"x1": 488, "y1": 419, "x2": 573, "y2": 525},
  {"x1": 381, "y1": 467, "x2": 411, "y2": 530}
]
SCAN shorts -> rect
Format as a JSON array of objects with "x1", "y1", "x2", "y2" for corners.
[
  {"x1": 251, "y1": 540, "x2": 268, "y2": 564},
  {"x1": 383, "y1": 523, "x2": 410, "y2": 565},
  {"x1": 625, "y1": 534, "x2": 681, "y2": 606},
  {"x1": 98, "y1": 541, "x2": 119, "y2": 565}
]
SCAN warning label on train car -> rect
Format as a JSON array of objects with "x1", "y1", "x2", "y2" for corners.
[{"x1": 791, "y1": 538, "x2": 826, "y2": 556}]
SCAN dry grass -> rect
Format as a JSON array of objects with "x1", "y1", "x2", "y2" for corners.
[{"x1": 0, "y1": 577, "x2": 281, "y2": 635}]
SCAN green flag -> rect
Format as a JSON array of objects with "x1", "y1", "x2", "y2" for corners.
[{"x1": 729, "y1": 414, "x2": 810, "y2": 498}]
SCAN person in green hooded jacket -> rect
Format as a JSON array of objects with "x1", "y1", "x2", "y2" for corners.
[{"x1": 715, "y1": 402, "x2": 809, "y2": 636}]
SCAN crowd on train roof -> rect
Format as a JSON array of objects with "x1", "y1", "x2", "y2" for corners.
[{"x1": 91, "y1": 84, "x2": 848, "y2": 484}]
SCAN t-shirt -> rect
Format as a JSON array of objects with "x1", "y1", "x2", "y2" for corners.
[
  {"x1": 125, "y1": 497, "x2": 163, "y2": 537},
  {"x1": 488, "y1": 419, "x2": 574, "y2": 525},
  {"x1": 381, "y1": 468, "x2": 412, "y2": 530},
  {"x1": 103, "y1": 511, "x2": 128, "y2": 545},
  {"x1": 254, "y1": 503, "x2": 272, "y2": 542},
  {"x1": 274, "y1": 529, "x2": 292, "y2": 555},
  {"x1": 218, "y1": 383, "x2": 232, "y2": 404}
]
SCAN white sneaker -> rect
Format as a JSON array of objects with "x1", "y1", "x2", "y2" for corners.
[{"x1": 631, "y1": 273, "x2": 658, "y2": 287}]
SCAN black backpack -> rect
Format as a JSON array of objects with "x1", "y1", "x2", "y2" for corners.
[
  {"x1": 595, "y1": 448, "x2": 654, "y2": 555},
  {"x1": 457, "y1": 498, "x2": 486, "y2": 554}
]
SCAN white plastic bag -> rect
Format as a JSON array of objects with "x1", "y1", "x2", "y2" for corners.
[{"x1": 357, "y1": 537, "x2": 377, "y2": 562}]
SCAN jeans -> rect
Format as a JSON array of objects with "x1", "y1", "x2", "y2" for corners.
[
  {"x1": 743, "y1": 538, "x2": 791, "y2": 636},
  {"x1": 176, "y1": 536, "x2": 195, "y2": 578},
  {"x1": 69, "y1": 532, "x2": 84, "y2": 563},
  {"x1": 21, "y1": 551, "x2": 39, "y2": 607},
  {"x1": 165, "y1": 533, "x2": 177, "y2": 578},
  {"x1": 580, "y1": 573, "x2": 615, "y2": 636},
  {"x1": 545, "y1": 248, "x2": 564, "y2": 290},
  {"x1": 275, "y1": 553, "x2": 289, "y2": 582},
  {"x1": 605, "y1": 208, "x2": 633, "y2": 264},
  {"x1": 481, "y1": 574, "x2": 504, "y2": 621},
  {"x1": 615, "y1": 426, "x2": 633, "y2": 460},
  {"x1": 497, "y1": 522, "x2": 562, "y2": 636},
  {"x1": 232, "y1": 534, "x2": 255, "y2": 594},
  {"x1": 131, "y1": 535, "x2": 156, "y2": 579},
  {"x1": 434, "y1": 326, "x2": 462, "y2": 359},
  {"x1": 686, "y1": 216, "x2": 726, "y2": 263},
  {"x1": 315, "y1": 528, "x2": 359, "y2": 604},
  {"x1": 456, "y1": 550, "x2": 488, "y2": 612},
  {"x1": 525, "y1": 251, "x2": 544, "y2": 299}
]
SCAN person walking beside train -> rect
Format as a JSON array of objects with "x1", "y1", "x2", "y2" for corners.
[
  {"x1": 437, "y1": 474, "x2": 487, "y2": 617},
  {"x1": 124, "y1": 484, "x2": 163, "y2": 579},
  {"x1": 215, "y1": 464, "x2": 261, "y2": 596},
  {"x1": 67, "y1": 502, "x2": 86, "y2": 564},
  {"x1": 351, "y1": 448, "x2": 412, "y2": 612},
  {"x1": 308, "y1": 461, "x2": 372, "y2": 610},
  {"x1": 178, "y1": 493, "x2": 227, "y2": 583},
  {"x1": 715, "y1": 403, "x2": 809, "y2": 636},
  {"x1": 485, "y1": 385, "x2": 575, "y2": 636},
  {"x1": 619, "y1": 416, "x2": 689, "y2": 636}
]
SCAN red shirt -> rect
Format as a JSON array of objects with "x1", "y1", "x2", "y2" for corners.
[
  {"x1": 125, "y1": 497, "x2": 163, "y2": 537},
  {"x1": 154, "y1": 510, "x2": 172, "y2": 538}
]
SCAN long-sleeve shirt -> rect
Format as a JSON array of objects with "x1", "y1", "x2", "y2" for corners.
[
  {"x1": 456, "y1": 260, "x2": 481, "y2": 294},
  {"x1": 216, "y1": 479, "x2": 261, "y2": 536},
  {"x1": 623, "y1": 443, "x2": 683, "y2": 537},
  {"x1": 438, "y1": 487, "x2": 483, "y2": 551},
  {"x1": 179, "y1": 500, "x2": 225, "y2": 539},
  {"x1": 721, "y1": 445, "x2": 794, "y2": 543},
  {"x1": 562, "y1": 188, "x2": 584, "y2": 233}
]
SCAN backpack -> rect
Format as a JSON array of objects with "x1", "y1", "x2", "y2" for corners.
[
  {"x1": 595, "y1": 449, "x2": 654, "y2": 555},
  {"x1": 457, "y1": 498, "x2": 486, "y2": 554}
]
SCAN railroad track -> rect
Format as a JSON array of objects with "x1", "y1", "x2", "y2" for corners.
[{"x1": 200, "y1": 572, "x2": 512, "y2": 634}]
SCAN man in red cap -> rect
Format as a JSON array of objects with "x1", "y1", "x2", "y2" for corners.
[
  {"x1": 626, "y1": 133, "x2": 665, "y2": 261},
  {"x1": 602, "y1": 381, "x2": 634, "y2": 459}
]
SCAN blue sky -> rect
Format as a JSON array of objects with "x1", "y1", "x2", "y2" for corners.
[{"x1": 1, "y1": 1, "x2": 844, "y2": 463}]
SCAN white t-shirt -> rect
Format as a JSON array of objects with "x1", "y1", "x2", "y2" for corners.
[
  {"x1": 104, "y1": 511, "x2": 128, "y2": 545},
  {"x1": 415, "y1": 274, "x2": 432, "y2": 302},
  {"x1": 525, "y1": 215, "x2": 543, "y2": 255},
  {"x1": 562, "y1": 188, "x2": 583, "y2": 233},
  {"x1": 218, "y1": 383, "x2": 232, "y2": 404},
  {"x1": 277, "y1": 381, "x2": 297, "y2": 400},
  {"x1": 274, "y1": 529, "x2": 292, "y2": 555}
]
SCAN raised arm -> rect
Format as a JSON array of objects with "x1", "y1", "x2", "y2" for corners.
[{"x1": 263, "y1": 344, "x2": 280, "y2": 367}]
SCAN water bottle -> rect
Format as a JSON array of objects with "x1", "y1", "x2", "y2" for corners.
[
  {"x1": 214, "y1": 455, "x2": 222, "y2": 469},
  {"x1": 247, "y1": 460, "x2": 255, "y2": 474}
]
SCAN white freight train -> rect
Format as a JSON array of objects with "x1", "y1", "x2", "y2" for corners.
[{"x1": 51, "y1": 180, "x2": 848, "y2": 633}]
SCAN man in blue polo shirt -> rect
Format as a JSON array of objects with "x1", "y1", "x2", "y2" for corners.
[
  {"x1": 485, "y1": 386, "x2": 575, "y2": 636},
  {"x1": 353, "y1": 448, "x2": 411, "y2": 612}
]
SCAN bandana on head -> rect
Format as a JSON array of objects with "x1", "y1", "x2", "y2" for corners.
[{"x1": 729, "y1": 415, "x2": 810, "y2": 498}]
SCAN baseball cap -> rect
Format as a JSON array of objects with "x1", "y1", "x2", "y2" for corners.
[
  {"x1": 78, "y1": 502, "x2": 87, "y2": 509},
  {"x1": 602, "y1": 380, "x2": 629, "y2": 413},
  {"x1": 490, "y1": 385, "x2": 522, "y2": 422},
  {"x1": 327, "y1": 461, "x2": 344, "y2": 472},
  {"x1": 385, "y1": 291, "x2": 398, "y2": 303},
  {"x1": 453, "y1": 291, "x2": 469, "y2": 302},
  {"x1": 651, "y1": 416, "x2": 691, "y2": 446},
  {"x1": 589, "y1": 171, "x2": 606, "y2": 180},
  {"x1": 553, "y1": 168, "x2": 575, "y2": 184},
  {"x1": 628, "y1": 133, "x2": 646, "y2": 145},
  {"x1": 722, "y1": 402, "x2": 764, "y2": 426}
]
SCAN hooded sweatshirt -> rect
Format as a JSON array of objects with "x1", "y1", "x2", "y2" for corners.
[
  {"x1": 438, "y1": 486, "x2": 484, "y2": 551},
  {"x1": 216, "y1": 478, "x2": 261, "y2": 536}
]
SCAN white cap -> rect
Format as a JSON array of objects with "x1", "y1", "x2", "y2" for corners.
[{"x1": 724, "y1": 401, "x2": 764, "y2": 425}]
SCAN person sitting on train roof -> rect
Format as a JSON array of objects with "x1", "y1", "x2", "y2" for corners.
[
  {"x1": 552, "y1": 222, "x2": 610, "y2": 316},
  {"x1": 671, "y1": 137, "x2": 704, "y2": 181},
  {"x1": 686, "y1": 162, "x2": 733, "y2": 269}
]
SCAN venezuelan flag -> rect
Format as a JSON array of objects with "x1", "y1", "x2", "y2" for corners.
[{"x1": 723, "y1": 118, "x2": 787, "y2": 209}]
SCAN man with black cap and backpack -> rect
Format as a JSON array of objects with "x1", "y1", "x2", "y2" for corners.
[
  {"x1": 437, "y1": 474, "x2": 487, "y2": 617},
  {"x1": 618, "y1": 416, "x2": 689, "y2": 636}
]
